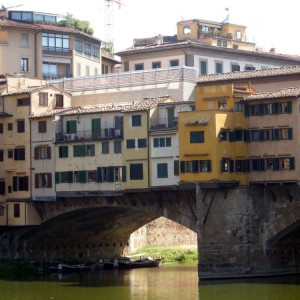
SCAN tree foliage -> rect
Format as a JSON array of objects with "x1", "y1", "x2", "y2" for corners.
[{"x1": 58, "y1": 13, "x2": 94, "y2": 35}]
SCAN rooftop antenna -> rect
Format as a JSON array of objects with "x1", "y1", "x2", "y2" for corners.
[
  {"x1": 222, "y1": 7, "x2": 230, "y2": 24},
  {"x1": 104, "y1": 0, "x2": 124, "y2": 53}
]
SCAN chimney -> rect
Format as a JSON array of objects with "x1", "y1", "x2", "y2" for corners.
[{"x1": 155, "y1": 34, "x2": 163, "y2": 45}]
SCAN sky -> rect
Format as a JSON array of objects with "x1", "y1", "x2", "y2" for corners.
[{"x1": 1, "y1": 0, "x2": 300, "y2": 55}]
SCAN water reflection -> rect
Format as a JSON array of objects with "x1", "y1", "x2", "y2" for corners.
[{"x1": 0, "y1": 264, "x2": 300, "y2": 300}]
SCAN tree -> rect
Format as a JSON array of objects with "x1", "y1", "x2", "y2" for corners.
[{"x1": 58, "y1": 13, "x2": 94, "y2": 35}]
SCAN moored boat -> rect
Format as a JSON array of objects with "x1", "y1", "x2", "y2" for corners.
[{"x1": 49, "y1": 263, "x2": 91, "y2": 273}]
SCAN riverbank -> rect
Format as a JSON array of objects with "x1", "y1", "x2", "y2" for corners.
[{"x1": 130, "y1": 245, "x2": 198, "y2": 263}]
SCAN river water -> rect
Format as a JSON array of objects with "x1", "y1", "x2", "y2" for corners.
[{"x1": 0, "y1": 264, "x2": 300, "y2": 300}]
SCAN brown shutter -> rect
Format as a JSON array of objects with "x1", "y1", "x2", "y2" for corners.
[
  {"x1": 48, "y1": 173, "x2": 52, "y2": 188},
  {"x1": 24, "y1": 176, "x2": 29, "y2": 191},
  {"x1": 34, "y1": 147, "x2": 39, "y2": 160},
  {"x1": 13, "y1": 176, "x2": 17, "y2": 191},
  {"x1": 35, "y1": 174, "x2": 39, "y2": 188},
  {"x1": 47, "y1": 147, "x2": 51, "y2": 159}
]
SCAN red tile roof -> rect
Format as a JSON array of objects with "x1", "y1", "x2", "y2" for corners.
[{"x1": 243, "y1": 87, "x2": 300, "y2": 101}]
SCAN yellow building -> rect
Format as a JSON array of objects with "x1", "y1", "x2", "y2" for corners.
[
  {"x1": 179, "y1": 83, "x2": 254, "y2": 186},
  {"x1": 177, "y1": 19, "x2": 255, "y2": 51}
]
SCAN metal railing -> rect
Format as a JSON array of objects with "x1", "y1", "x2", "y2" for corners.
[
  {"x1": 150, "y1": 117, "x2": 178, "y2": 130},
  {"x1": 55, "y1": 128, "x2": 123, "y2": 143},
  {"x1": 50, "y1": 66, "x2": 199, "y2": 92}
]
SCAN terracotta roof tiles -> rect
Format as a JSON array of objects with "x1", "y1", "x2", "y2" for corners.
[{"x1": 243, "y1": 87, "x2": 300, "y2": 101}]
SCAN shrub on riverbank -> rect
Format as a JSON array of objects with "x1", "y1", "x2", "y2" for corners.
[
  {"x1": 0, "y1": 259, "x2": 40, "y2": 279},
  {"x1": 131, "y1": 245, "x2": 198, "y2": 263}
]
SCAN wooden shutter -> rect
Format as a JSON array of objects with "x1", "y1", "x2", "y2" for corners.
[
  {"x1": 180, "y1": 161, "x2": 186, "y2": 173},
  {"x1": 24, "y1": 176, "x2": 29, "y2": 191},
  {"x1": 13, "y1": 176, "x2": 18, "y2": 191},
  {"x1": 34, "y1": 147, "x2": 39, "y2": 160},
  {"x1": 47, "y1": 147, "x2": 51, "y2": 159},
  {"x1": 122, "y1": 166, "x2": 126, "y2": 182},
  {"x1": 47, "y1": 173, "x2": 52, "y2": 188}
]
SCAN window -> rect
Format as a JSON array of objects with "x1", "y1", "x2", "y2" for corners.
[
  {"x1": 157, "y1": 163, "x2": 168, "y2": 178},
  {"x1": 190, "y1": 131, "x2": 204, "y2": 143},
  {"x1": 221, "y1": 159, "x2": 230, "y2": 172},
  {"x1": 74, "y1": 144, "x2": 95, "y2": 157},
  {"x1": 153, "y1": 137, "x2": 172, "y2": 148},
  {"x1": 134, "y1": 63, "x2": 144, "y2": 71},
  {"x1": 8, "y1": 150, "x2": 13, "y2": 159},
  {"x1": 130, "y1": 163, "x2": 143, "y2": 180},
  {"x1": 0, "y1": 150, "x2": 3, "y2": 161},
  {"x1": 234, "y1": 130, "x2": 244, "y2": 141},
  {"x1": 114, "y1": 141, "x2": 122, "y2": 154},
  {"x1": 13, "y1": 176, "x2": 29, "y2": 191},
  {"x1": 217, "y1": 40, "x2": 222, "y2": 47},
  {"x1": 126, "y1": 139, "x2": 135, "y2": 149},
  {"x1": 59, "y1": 146, "x2": 68, "y2": 158},
  {"x1": 218, "y1": 101, "x2": 227, "y2": 110},
  {"x1": 17, "y1": 97, "x2": 30, "y2": 106},
  {"x1": 17, "y1": 120, "x2": 25, "y2": 133},
  {"x1": 236, "y1": 30, "x2": 242, "y2": 40},
  {"x1": 38, "y1": 121, "x2": 47, "y2": 133},
  {"x1": 55, "y1": 94, "x2": 64, "y2": 108},
  {"x1": 234, "y1": 102, "x2": 242, "y2": 112},
  {"x1": 35, "y1": 173, "x2": 52, "y2": 188},
  {"x1": 34, "y1": 146, "x2": 51, "y2": 159},
  {"x1": 96, "y1": 166, "x2": 126, "y2": 183},
  {"x1": 200, "y1": 60, "x2": 207, "y2": 75},
  {"x1": 66, "y1": 120, "x2": 77, "y2": 134},
  {"x1": 280, "y1": 157, "x2": 295, "y2": 170},
  {"x1": 232, "y1": 44, "x2": 238, "y2": 50},
  {"x1": 199, "y1": 160, "x2": 211, "y2": 172},
  {"x1": 20, "y1": 33, "x2": 29, "y2": 47},
  {"x1": 14, "y1": 148, "x2": 25, "y2": 160},
  {"x1": 58, "y1": 171, "x2": 73, "y2": 183},
  {"x1": 245, "y1": 65, "x2": 255, "y2": 71},
  {"x1": 216, "y1": 62, "x2": 223, "y2": 74},
  {"x1": 0, "y1": 123, "x2": 2, "y2": 133},
  {"x1": 183, "y1": 25, "x2": 191, "y2": 35},
  {"x1": 132, "y1": 115, "x2": 141, "y2": 127},
  {"x1": 170, "y1": 59, "x2": 179, "y2": 67},
  {"x1": 223, "y1": 40, "x2": 227, "y2": 47},
  {"x1": 21, "y1": 58, "x2": 29, "y2": 72},
  {"x1": 231, "y1": 64, "x2": 240, "y2": 72},
  {"x1": 220, "y1": 130, "x2": 228, "y2": 141},
  {"x1": 235, "y1": 160, "x2": 245, "y2": 172},
  {"x1": 39, "y1": 93, "x2": 48, "y2": 106},
  {"x1": 138, "y1": 139, "x2": 147, "y2": 148},
  {"x1": 42, "y1": 33, "x2": 69, "y2": 52},
  {"x1": 14, "y1": 204, "x2": 20, "y2": 218},
  {"x1": 8, "y1": 123, "x2": 13, "y2": 131},
  {"x1": 0, "y1": 180, "x2": 5, "y2": 195},
  {"x1": 152, "y1": 61, "x2": 161, "y2": 69},
  {"x1": 87, "y1": 171, "x2": 96, "y2": 182},
  {"x1": 102, "y1": 141, "x2": 109, "y2": 154}
]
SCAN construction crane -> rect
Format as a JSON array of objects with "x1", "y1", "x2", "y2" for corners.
[{"x1": 104, "y1": 0, "x2": 124, "y2": 53}]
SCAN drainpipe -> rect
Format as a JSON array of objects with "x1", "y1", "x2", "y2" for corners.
[
  {"x1": 147, "y1": 110, "x2": 150, "y2": 188},
  {"x1": 34, "y1": 29, "x2": 40, "y2": 78}
]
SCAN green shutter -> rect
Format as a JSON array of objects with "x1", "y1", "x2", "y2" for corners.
[
  {"x1": 243, "y1": 130, "x2": 250, "y2": 142},
  {"x1": 245, "y1": 160, "x2": 250, "y2": 172},
  {"x1": 92, "y1": 118, "x2": 101, "y2": 139},
  {"x1": 166, "y1": 137, "x2": 171, "y2": 147},
  {"x1": 258, "y1": 159, "x2": 265, "y2": 171},
  {"x1": 273, "y1": 158, "x2": 280, "y2": 171},
  {"x1": 288, "y1": 128, "x2": 293, "y2": 140},
  {"x1": 207, "y1": 160, "x2": 211, "y2": 172},
  {"x1": 244, "y1": 104, "x2": 249, "y2": 117},
  {"x1": 122, "y1": 166, "x2": 127, "y2": 182},
  {"x1": 259, "y1": 130, "x2": 265, "y2": 141},
  {"x1": 96, "y1": 167, "x2": 103, "y2": 183},
  {"x1": 272, "y1": 103, "x2": 278, "y2": 114},
  {"x1": 153, "y1": 138, "x2": 159, "y2": 148},
  {"x1": 79, "y1": 171, "x2": 87, "y2": 183},
  {"x1": 273, "y1": 128, "x2": 280, "y2": 140},
  {"x1": 287, "y1": 102, "x2": 292, "y2": 113},
  {"x1": 192, "y1": 160, "x2": 198, "y2": 173},
  {"x1": 221, "y1": 160, "x2": 226, "y2": 172},
  {"x1": 180, "y1": 161, "x2": 186, "y2": 173},
  {"x1": 229, "y1": 160, "x2": 234, "y2": 173},
  {"x1": 67, "y1": 171, "x2": 73, "y2": 183},
  {"x1": 67, "y1": 120, "x2": 77, "y2": 134},
  {"x1": 108, "y1": 167, "x2": 115, "y2": 182},
  {"x1": 73, "y1": 145, "x2": 79, "y2": 157},
  {"x1": 174, "y1": 160, "x2": 179, "y2": 176},
  {"x1": 55, "y1": 172, "x2": 60, "y2": 184},
  {"x1": 289, "y1": 157, "x2": 295, "y2": 170}
]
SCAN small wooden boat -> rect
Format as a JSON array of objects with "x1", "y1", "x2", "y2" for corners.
[
  {"x1": 117, "y1": 258, "x2": 162, "y2": 269},
  {"x1": 49, "y1": 263, "x2": 91, "y2": 273}
]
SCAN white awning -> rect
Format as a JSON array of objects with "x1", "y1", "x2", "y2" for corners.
[{"x1": 43, "y1": 56, "x2": 71, "y2": 64}]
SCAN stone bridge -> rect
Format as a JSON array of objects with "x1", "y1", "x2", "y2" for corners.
[{"x1": 1, "y1": 183, "x2": 300, "y2": 279}]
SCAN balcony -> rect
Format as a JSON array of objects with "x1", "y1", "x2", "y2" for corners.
[
  {"x1": 150, "y1": 117, "x2": 178, "y2": 131},
  {"x1": 55, "y1": 128, "x2": 123, "y2": 143}
]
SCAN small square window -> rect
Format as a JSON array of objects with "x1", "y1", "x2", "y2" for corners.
[
  {"x1": 21, "y1": 58, "x2": 29, "y2": 72},
  {"x1": 152, "y1": 61, "x2": 161, "y2": 69},
  {"x1": 134, "y1": 63, "x2": 144, "y2": 71},
  {"x1": 8, "y1": 123, "x2": 13, "y2": 131},
  {"x1": 132, "y1": 115, "x2": 141, "y2": 127},
  {"x1": 39, "y1": 93, "x2": 48, "y2": 106},
  {"x1": 17, "y1": 120, "x2": 25, "y2": 133},
  {"x1": 38, "y1": 121, "x2": 47, "y2": 133},
  {"x1": 170, "y1": 59, "x2": 179, "y2": 67}
]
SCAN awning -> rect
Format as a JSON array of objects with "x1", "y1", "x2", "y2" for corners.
[{"x1": 43, "y1": 56, "x2": 71, "y2": 64}]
